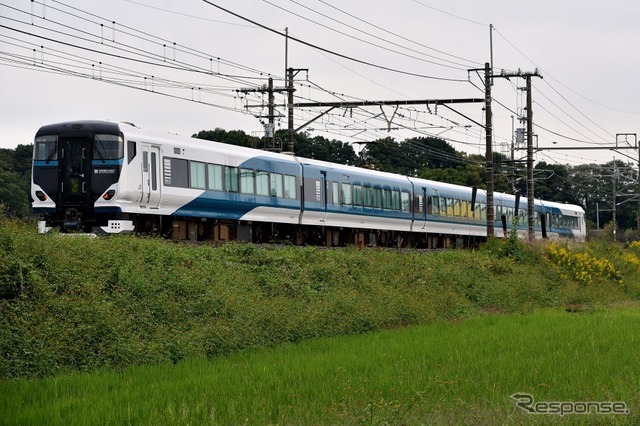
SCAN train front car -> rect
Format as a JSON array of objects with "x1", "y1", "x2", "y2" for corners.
[{"x1": 31, "y1": 121, "x2": 129, "y2": 233}]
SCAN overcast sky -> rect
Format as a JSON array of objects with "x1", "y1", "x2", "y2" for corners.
[{"x1": 2, "y1": 0, "x2": 639, "y2": 166}]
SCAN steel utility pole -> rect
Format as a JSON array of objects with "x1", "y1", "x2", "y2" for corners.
[
  {"x1": 499, "y1": 69, "x2": 542, "y2": 240},
  {"x1": 484, "y1": 62, "x2": 494, "y2": 237}
]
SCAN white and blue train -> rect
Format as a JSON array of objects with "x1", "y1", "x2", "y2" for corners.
[{"x1": 31, "y1": 120, "x2": 586, "y2": 246}]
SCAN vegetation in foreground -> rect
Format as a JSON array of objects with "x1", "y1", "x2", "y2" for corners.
[
  {"x1": 2, "y1": 218, "x2": 640, "y2": 381},
  {"x1": 1, "y1": 305, "x2": 639, "y2": 425}
]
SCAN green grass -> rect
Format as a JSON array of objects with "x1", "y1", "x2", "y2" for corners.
[{"x1": 2, "y1": 305, "x2": 639, "y2": 425}]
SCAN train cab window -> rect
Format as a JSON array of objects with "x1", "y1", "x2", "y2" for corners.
[
  {"x1": 353, "y1": 185, "x2": 363, "y2": 206},
  {"x1": 94, "y1": 134, "x2": 123, "y2": 160},
  {"x1": 383, "y1": 189, "x2": 392, "y2": 210},
  {"x1": 240, "y1": 168, "x2": 254, "y2": 194},
  {"x1": 256, "y1": 171, "x2": 269, "y2": 196},
  {"x1": 207, "y1": 164, "x2": 223, "y2": 191},
  {"x1": 363, "y1": 186, "x2": 373, "y2": 207},
  {"x1": 34, "y1": 136, "x2": 58, "y2": 161},
  {"x1": 401, "y1": 191, "x2": 410, "y2": 212},
  {"x1": 225, "y1": 166, "x2": 239, "y2": 193},
  {"x1": 284, "y1": 175, "x2": 297, "y2": 199},
  {"x1": 341, "y1": 183, "x2": 352, "y2": 205},
  {"x1": 270, "y1": 173, "x2": 283, "y2": 197},
  {"x1": 190, "y1": 161, "x2": 206, "y2": 189},
  {"x1": 127, "y1": 141, "x2": 137, "y2": 164}
]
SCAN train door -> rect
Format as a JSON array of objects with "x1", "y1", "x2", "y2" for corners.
[
  {"x1": 141, "y1": 143, "x2": 161, "y2": 208},
  {"x1": 59, "y1": 137, "x2": 92, "y2": 208}
]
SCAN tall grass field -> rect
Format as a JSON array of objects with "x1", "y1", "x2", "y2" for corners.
[{"x1": 2, "y1": 217, "x2": 640, "y2": 423}]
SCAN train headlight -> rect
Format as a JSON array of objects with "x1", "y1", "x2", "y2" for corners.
[
  {"x1": 103, "y1": 190, "x2": 116, "y2": 200},
  {"x1": 35, "y1": 190, "x2": 47, "y2": 201}
]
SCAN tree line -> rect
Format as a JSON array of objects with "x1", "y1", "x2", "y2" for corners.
[{"x1": 2, "y1": 129, "x2": 637, "y2": 236}]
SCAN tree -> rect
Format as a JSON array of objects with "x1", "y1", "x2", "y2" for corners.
[{"x1": 0, "y1": 145, "x2": 32, "y2": 217}]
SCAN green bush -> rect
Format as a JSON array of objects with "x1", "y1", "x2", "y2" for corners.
[{"x1": 1, "y1": 217, "x2": 639, "y2": 378}]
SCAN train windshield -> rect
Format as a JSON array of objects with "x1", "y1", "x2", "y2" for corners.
[
  {"x1": 94, "y1": 134, "x2": 123, "y2": 160},
  {"x1": 34, "y1": 135, "x2": 58, "y2": 161}
]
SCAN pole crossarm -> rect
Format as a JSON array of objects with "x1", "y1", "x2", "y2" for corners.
[{"x1": 293, "y1": 98, "x2": 483, "y2": 108}]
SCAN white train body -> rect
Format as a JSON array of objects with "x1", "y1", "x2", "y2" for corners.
[{"x1": 31, "y1": 120, "x2": 586, "y2": 246}]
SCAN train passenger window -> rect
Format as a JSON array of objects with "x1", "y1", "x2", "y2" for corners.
[
  {"x1": 373, "y1": 187, "x2": 382, "y2": 209},
  {"x1": 284, "y1": 175, "x2": 297, "y2": 199},
  {"x1": 353, "y1": 185, "x2": 363, "y2": 206},
  {"x1": 461, "y1": 200, "x2": 468, "y2": 218},
  {"x1": 225, "y1": 166, "x2": 239, "y2": 193},
  {"x1": 190, "y1": 161, "x2": 206, "y2": 189},
  {"x1": 270, "y1": 173, "x2": 283, "y2": 197},
  {"x1": 207, "y1": 164, "x2": 223, "y2": 191},
  {"x1": 332, "y1": 182, "x2": 340, "y2": 204},
  {"x1": 256, "y1": 171, "x2": 269, "y2": 196},
  {"x1": 127, "y1": 141, "x2": 137, "y2": 164},
  {"x1": 454, "y1": 199, "x2": 461, "y2": 217},
  {"x1": 94, "y1": 134, "x2": 123, "y2": 160},
  {"x1": 431, "y1": 196, "x2": 439, "y2": 215},
  {"x1": 383, "y1": 189, "x2": 392, "y2": 210},
  {"x1": 401, "y1": 191, "x2": 410, "y2": 212},
  {"x1": 240, "y1": 168, "x2": 254, "y2": 194},
  {"x1": 391, "y1": 191, "x2": 400, "y2": 210},
  {"x1": 439, "y1": 197, "x2": 447, "y2": 216},
  {"x1": 363, "y1": 186, "x2": 373, "y2": 207},
  {"x1": 341, "y1": 183, "x2": 352, "y2": 205},
  {"x1": 34, "y1": 136, "x2": 58, "y2": 161}
]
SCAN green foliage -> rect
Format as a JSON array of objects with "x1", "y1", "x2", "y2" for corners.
[
  {"x1": 0, "y1": 217, "x2": 639, "y2": 379},
  {"x1": 0, "y1": 144, "x2": 32, "y2": 217}
]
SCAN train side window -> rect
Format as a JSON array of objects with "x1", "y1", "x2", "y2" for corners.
[
  {"x1": 127, "y1": 141, "x2": 137, "y2": 164},
  {"x1": 240, "y1": 168, "x2": 254, "y2": 194},
  {"x1": 270, "y1": 173, "x2": 283, "y2": 197},
  {"x1": 383, "y1": 189, "x2": 392, "y2": 210},
  {"x1": 363, "y1": 186, "x2": 373, "y2": 207},
  {"x1": 190, "y1": 161, "x2": 206, "y2": 189},
  {"x1": 401, "y1": 191, "x2": 410, "y2": 212},
  {"x1": 284, "y1": 175, "x2": 297, "y2": 199},
  {"x1": 353, "y1": 185, "x2": 363, "y2": 206},
  {"x1": 461, "y1": 200, "x2": 468, "y2": 218},
  {"x1": 373, "y1": 187, "x2": 382, "y2": 209},
  {"x1": 440, "y1": 198, "x2": 447, "y2": 216},
  {"x1": 256, "y1": 171, "x2": 269, "y2": 196},
  {"x1": 431, "y1": 196, "x2": 439, "y2": 215},
  {"x1": 225, "y1": 166, "x2": 239, "y2": 193},
  {"x1": 391, "y1": 190, "x2": 400, "y2": 210},
  {"x1": 330, "y1": 182, "x2": 338, "y2": 204},
  {"x1": 341, "y1": 183, "x2": 352, "y2": 205},
  {"x1": 207, "y1": 164, "x2": 223, "y2": 191}
]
